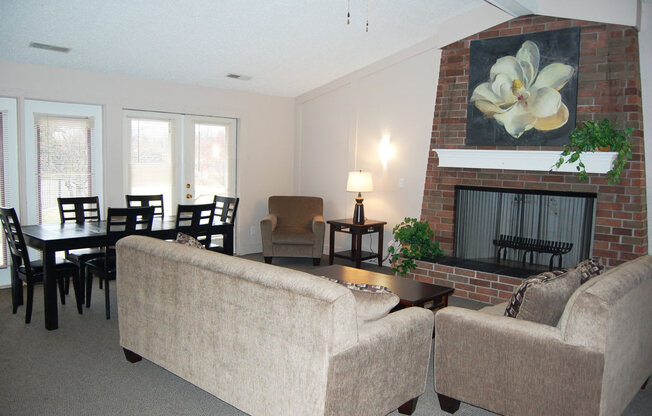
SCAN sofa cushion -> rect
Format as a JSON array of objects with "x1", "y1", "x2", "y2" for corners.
[
  {"x1": 272, "y1": 226, "x2": 315, "y2": 245},
  {"x1": 576, "y1": 257, "x2": 605, "y2": 284},
  {"x1": 504, "y1": 268, "x2": 581, "y2": 326},
  {"x1": 175, "y1": 232, "x2": 204, "y2": 249},
  {"x1": 320, "y1": 277, "x2": 399, "y2": 328}
]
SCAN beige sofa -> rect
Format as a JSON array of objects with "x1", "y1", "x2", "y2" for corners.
[
  {"x1": 434, "y1": 255, "x2": 652, "y2": 416},
  {"x1": 116, "y1": 235, "x2": 434, "y2": 416}
]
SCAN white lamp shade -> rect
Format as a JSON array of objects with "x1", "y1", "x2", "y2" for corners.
[{"x1": 346, "y1": 171, "x2": 373, "y2": 192}]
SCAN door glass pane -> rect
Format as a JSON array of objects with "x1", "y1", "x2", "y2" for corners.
[
  {"x1": 36, "y1": 115, "x2": 92, "y2": 224},
  {"x1": 194, "y1": 123, "x2": 227, "y2": 204},
  {"x1": 128, "y1": 118, "x2": 174, "y2": 215}
]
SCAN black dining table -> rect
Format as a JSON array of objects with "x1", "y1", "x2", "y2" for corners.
[{"x1": 21, "y1": 218, "x2": 233, "y2": 330}]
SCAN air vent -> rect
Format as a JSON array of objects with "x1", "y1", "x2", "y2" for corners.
[
  {"x1": 226, "y1": 73, "x2": 251, "y2": 81},
  {"x1": 29, "y1": 42, "x2": 70, "y2": 53}
]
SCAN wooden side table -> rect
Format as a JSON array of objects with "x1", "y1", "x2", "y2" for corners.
[{"x1": 327, "y1": 218, "x2": 387, "y2": 268}]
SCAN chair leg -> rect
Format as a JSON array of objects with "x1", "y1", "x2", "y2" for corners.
[
  {"x1": 64, "y1": 276, "x2": 70, "y2": 295},
  {"x1": 85, "y1": 269, "x2": 93, "y2": 308},
  {"x1": 71, "y1": 271, "x2": 83, "y2": 315},
  {"x1": 25, "y1": 283, "x2": 34, "y2": 324},
  {"x1": 104, "y1": 278, "x2": 111, "y2": 320},
  {"x1": 57, "y1": 278, "x2": 66, "y2": 305},
  {"x1": 11, "y1": 271, "x2": 20, "y2": 314}
]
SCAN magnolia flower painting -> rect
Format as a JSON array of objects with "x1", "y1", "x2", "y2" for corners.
[{"x1": 466, "y1": 28, "x2": 580, "y2": 146}]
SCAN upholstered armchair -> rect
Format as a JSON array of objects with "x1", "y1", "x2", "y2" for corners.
[{"x1": 260, "y1": 196, "x2": 325, "y2": 265}]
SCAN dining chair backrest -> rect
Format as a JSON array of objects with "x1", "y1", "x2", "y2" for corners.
[
  {"x1": 58, "y1": 196, "x2": 101, "y2": 224},
  {"x1": 0, "y1": 207, "x2": 31, "y2": 273},
  {"x1": 105, "y1": 207, "x2": 156, "y2": 247},
  {"x1": 175, "y1": 203, "x2": 215, "y2": 248},
  {"x1": 213, "y1": 195, "x2": 239, "y2": 224},
  {"x1": 125, "y1": 194, "x2": 164, "y2": 218}
]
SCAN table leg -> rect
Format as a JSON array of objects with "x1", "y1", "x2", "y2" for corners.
[
  {"x1": 377, "y1": 226, "x2": 384, "y2": 266},
  {"x1": 328, "y1": 225, "x2": 335, "y2": 265},
  {"x1": 355, "y1": 231, "x2": 362, "y2": 269},
  {"x1": 42, "y1": 248, "x2": 59, "y2": 330}
]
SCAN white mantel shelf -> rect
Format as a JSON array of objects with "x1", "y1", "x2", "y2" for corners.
[{"x1": 433, "y1": 149, "x2": 617, "y2": 174}]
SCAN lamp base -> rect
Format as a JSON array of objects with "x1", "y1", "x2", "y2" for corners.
[{"x1": 352, "y1": 195, "x2": 365, "y2": 224}]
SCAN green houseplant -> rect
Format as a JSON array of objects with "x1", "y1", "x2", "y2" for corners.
[
  {"x1": 388, "y1": 217, "x2": 443, "y2": 276},
  {"x1": 554, "y1": 118, "x2": 633, "y2": 184}
]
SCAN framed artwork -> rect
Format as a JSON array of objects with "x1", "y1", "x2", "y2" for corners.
[{"x1": 466, "y1": 27, "x2": 580, "y2": 146}]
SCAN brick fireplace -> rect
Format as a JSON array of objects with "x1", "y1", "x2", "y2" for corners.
[{"x1": 406, "y1": 15, "x2": 647, "y2": 304}]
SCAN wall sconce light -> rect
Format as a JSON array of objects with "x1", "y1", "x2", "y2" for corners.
[{"x1": 378, "y1": 135, "x2": 395, "y2": 169}]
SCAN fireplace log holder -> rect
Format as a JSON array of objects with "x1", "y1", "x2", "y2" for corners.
[{"x1": 493, "y1": 235, "x2": 573, "y2": 271}]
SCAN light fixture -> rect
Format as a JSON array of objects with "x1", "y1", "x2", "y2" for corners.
[
  {"x1": 378, "y1": 135, "x2": 395, "y2": 169},
  {"x1": 346, "y1": 170, "x2": 373, "y2": 224}
]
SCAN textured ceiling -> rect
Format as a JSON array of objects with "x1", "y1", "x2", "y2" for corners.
[{"x1": 0, "y1": 0, "x2": 485, "y2": 97}]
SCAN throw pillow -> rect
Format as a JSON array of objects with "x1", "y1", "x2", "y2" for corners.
[
  {"x1": 504, "y1": 268, "x2": 581, "y2": 326},
  {"x1": 575, "y1": 257, "x2": 605, "y2": 284},
  {"x1": 320, "y1": 277, "x2": 399, "y2": 328},
  {"x1": 175, "y1": 232, "x2": 205, "y2": 249}
]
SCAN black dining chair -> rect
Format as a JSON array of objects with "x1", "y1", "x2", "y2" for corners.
[
  {"x1": 125, "y1": 194, "x2": 164, "y2": 218},
  {"x1": 0, "y1": 206, "x2": 82, "y2": 323},
  {"x1": 58, "y1": 196, "x2": 103, "y2": 297},
  {"x1": 208, "y1": 195, "x2": 239, "y2": 253},
  {"x1": 85, "y1": 207, "x2": 155, "y2": 319},
  {"x1": 175, "y1": 203, "x2": 215, "y2": 248}
]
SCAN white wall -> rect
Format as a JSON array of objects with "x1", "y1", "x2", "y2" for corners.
[
  {"x1": 0, "y1": 60, "x2": 295, "y2": 254},
  {"x1": 296, "y1": 50, "x2": 439, "y2": 261},
  {"x1": 295, "y1": 3, "x2": 510, "y2": 263}
]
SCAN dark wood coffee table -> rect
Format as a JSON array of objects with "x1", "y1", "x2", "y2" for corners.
[{"x1": 316, "y1": 265, "x2": 454, "y2": 311}]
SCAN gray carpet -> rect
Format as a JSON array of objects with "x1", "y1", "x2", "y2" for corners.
[{"x1": 0, "y1": 255, "x2": 650, "y2": 416}]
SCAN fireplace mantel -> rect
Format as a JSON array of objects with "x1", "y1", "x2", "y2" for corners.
[{"x1": 433, "y1": 149, "x2": 617, "y2": 174}]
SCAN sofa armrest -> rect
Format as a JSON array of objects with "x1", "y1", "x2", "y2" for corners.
[
  {"x1": 324, "y1": 307, "x2": 434, "y2": 415},
  {"x1": 260, "y1": 214, "x2": 277, "y2": 256},
  {"x1": 434, "y1": 307, "x2": 604, "y2": 416}
]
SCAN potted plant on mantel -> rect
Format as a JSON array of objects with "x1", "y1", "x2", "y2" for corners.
[
  {"x1": 388, "y1": 217, "x2": 443, "y2": 276},
  {"x1": 554, "y1": 118, "x2": 633, "y2": 184}
]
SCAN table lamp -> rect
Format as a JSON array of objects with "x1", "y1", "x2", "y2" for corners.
[{"x1": 346, "y1": 170, "x2": 373, "y2": 224}]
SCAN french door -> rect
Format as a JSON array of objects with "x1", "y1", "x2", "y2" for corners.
[{"x1": 125, "y1": 110, "x2": 237, "y2": 214}]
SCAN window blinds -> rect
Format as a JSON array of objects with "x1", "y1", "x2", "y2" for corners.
[{"x1": 34, "y1": 114, "x2": 93, "y2": 224}]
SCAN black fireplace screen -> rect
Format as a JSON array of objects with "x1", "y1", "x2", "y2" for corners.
[{"x1": 454, "y1": 186, "x2": 596, "y2": 268}]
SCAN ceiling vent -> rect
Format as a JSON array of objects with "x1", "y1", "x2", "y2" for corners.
[
  {"x1": 29, "y1": 42, "x2": 70, "y2": 53},
  {"x1": 226, "y1": 73, "x2": 252, "y2": 81}
]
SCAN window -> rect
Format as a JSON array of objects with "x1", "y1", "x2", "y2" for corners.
[
  {"x1": 125, "y1": 113, "x2": 180, "y2": 216},
  {"x1": 124, "y1": 110, "x2": 236, "y2": 213},
  {"x1": 0, "y1": 97, "x2": 19, "y2": 286},
  {"x1": 24, "y1": 100, "x2": 103, "y2": 225}
]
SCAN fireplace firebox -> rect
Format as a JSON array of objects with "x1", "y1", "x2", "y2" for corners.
[{"x1": 454, "y1": 186, "x2": 596, "y2": 271}]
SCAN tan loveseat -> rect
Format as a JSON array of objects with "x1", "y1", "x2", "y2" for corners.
[
  {"x1": 434, "y1": 255, "x2": 652, "y2": 416},
  {"x1": 116, "y1": 235, "x2": 434, "y2": 416}
]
